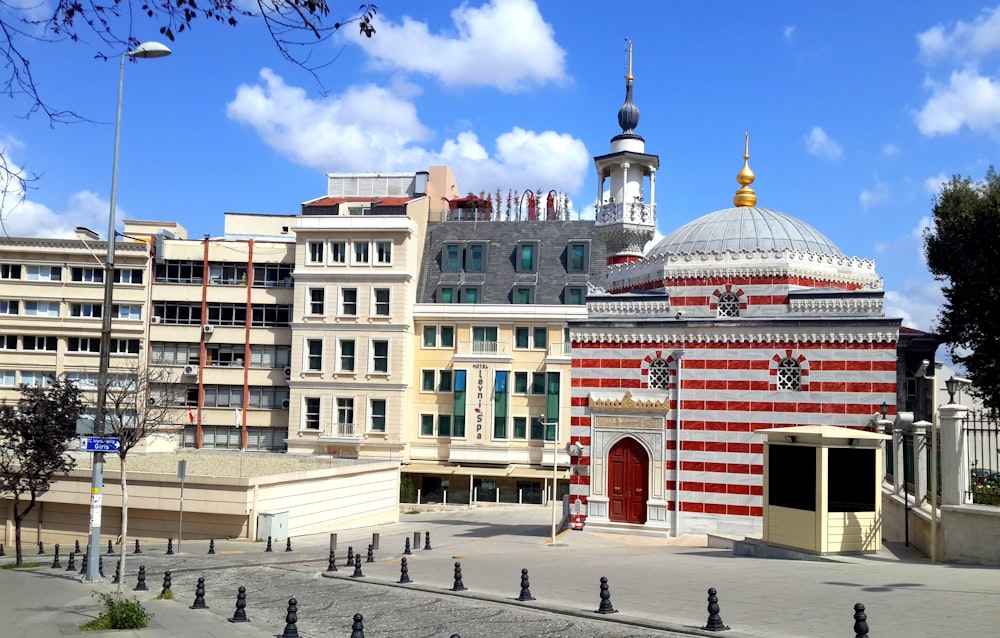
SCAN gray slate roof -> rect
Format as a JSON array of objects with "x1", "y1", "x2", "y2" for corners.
[{"x1": 416, "y1": 219, "x2": 607, "y2": 304}]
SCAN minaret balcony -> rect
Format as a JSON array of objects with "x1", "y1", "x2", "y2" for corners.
[{"x1": 596, "y1": 201, "x2": 655, "y2": 226}]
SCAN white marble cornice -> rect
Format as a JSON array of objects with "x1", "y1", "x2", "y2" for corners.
[{"x1": 571, "y1": 327, "x2": 900, "y2": 345}]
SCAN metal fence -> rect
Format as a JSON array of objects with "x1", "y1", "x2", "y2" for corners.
[{"x1": 964, "y1": 409, "x2": 1000, "y2": 505}]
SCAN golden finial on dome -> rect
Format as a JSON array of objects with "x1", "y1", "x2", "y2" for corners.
[
  {"x1": 625, "y1": 39, "x2": 633, "y2": 82},
  {"x1": 733, "y1": 132, "x2": 757, "y2": 207}
]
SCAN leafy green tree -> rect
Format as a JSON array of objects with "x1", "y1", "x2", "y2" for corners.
[
  {"x1": 0, "y1": 377, "x2": 84, "y2": 565},
  {"x1": 924, "y1": 167, "x2": 1000, "y2": 410}
]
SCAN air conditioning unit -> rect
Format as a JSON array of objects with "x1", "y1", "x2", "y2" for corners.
[
  {"x1": 202, "y1": 325, "x2": 215, "y2": 334},
  {"x1": 283, "y1": 366, "x2": 292, "y2": 378},
  {"x1": 150, "y1": 316, "x2": 162, "y2": 324},
  {"x1": 280, "y1": 399, "x2": 290, "y2": 409},
  {"x1": 182, "y1": 365, "x2": 198, "y2": 376}
]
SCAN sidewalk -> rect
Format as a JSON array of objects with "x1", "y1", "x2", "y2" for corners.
[{"x1": 2, "y1": 506, "x2": 998, "y2": 637}]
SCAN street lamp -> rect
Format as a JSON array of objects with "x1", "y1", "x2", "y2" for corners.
[
  {"x1": 86, "y1": 41, "x2": 171, "y2": 583},
  {"x1": 539, "y1": 413, "x2": 559, "y2": 545},
  {"x1": 945, "y1": 376, "x2": 959, "y2": 404}
]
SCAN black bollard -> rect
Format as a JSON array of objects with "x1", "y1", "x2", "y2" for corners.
[
  {"x1": 399, "y1": 557, "x2": 411, "y2": 584},
  {"x1": 403, "y1": 537, "x2": 412, "y2": 555},
  {"x1": 345, "y1": 546, "x2": 354, "y2": 567},
  {"x1": 98, "y1": 555, "x2": 105, "y2": 578},
  {"x1": 191, "y1": 576, "x2": 209, "y2": 609},
  {"x1": 702, "y1": 587, "x2": 729, "y2": 631},
  {"x1": 265, "y1": 536, "x2": 273, "y2": 553},
  {"x1": 112, "y1": 559, "x2": 121, "y2": 584},
  {"x1": 75, "y1": 539, "x2": 81, "y2": 554},
  {"x1": 134, "y1": 539, "x2": 142, "y2": 554},
  {"x1": 854, "y1": 603, "x2": 869, "y2": 638},
  {"x1": 366, "y1": 543, "x2": 374, "y2": 563},
  {"x1": 350, "y1": 613, "x2": 364, "y2": 638},
  {"x1": 66, "y1": 551, "x2": 76, "y2": 572},
  {"x1": 51, "y1": 544, "x2": 61, "y2": 569},
  {"x1": 280, "y1": 597, "x2": 300, "y2": 638},
  {"x1": 451, "y1": 562, "x2": 467, "y2": 591},
  {"x1": 37, "y1": 541, "x2": 44, "y2": 554},
  {"x1": 351, "y1": 553, "x2": 364, "y2": 578},
  {"x1": 79, "y1": 552, "x2": 88, "y2": 576},
  {"x1": 285, "y1": 537, "x2": 293, "y2": 552},
  {"x1": 166, "y1": 538, "x2": 174, "y2": 555},
  {"x1": 424, "y1": 531, "x2": 432, "y2": 550},
  {"x1": 0, "y1": 543, "x2": 4, "y2": 556},
  {"x1": 596, "y1": 576, "x2": 617, "y2": 614},
  {"x1": 229, "y1": 586, "x2": 250, "y2": 623},
  {"x1": 161, "y1": 571, "x2": 172, "y2": 597},
  {"x1": 517, "y1": 568, "x2": 535, "y2": 601},
  {"x1": 134, "y1": 566, "x2": 148, "y2": 591},
  {"x1": 326, "y1": 549, "x2": 338, "y2": 572},
  {"x1": 208, "y1": 539, "x2": 216, "y2": 555},
  {"x1": 107, "y1": 539, "x2": 113, "y2": 555}
]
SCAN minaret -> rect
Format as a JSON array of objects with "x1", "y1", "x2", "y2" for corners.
[{"x1": 595, "y1": 40, "x2": 659, "y2": 266}]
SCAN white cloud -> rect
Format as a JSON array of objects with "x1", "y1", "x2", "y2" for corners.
[
  {"x1": 859, "y1": 180, "x2": 890, "y2": 210},
  {"x1": 917, "y1": 6, "x2": 1000, "y2": 62},
  {"x1": 226, "y1": 69, "x2": 590, "y2": 195},
  {"x1": 783, "y1": 25, "x2": 796, "y2": 43},
  {"x1": 803, "y1": 126, "x2": 842, "y2": 159},
  {"x1": 884, "y1": 279, "x2": 944, "y2": 332},
  {"x1": 881, "y1": 143, "x2": 901, "y2": 156},
  {"x1": 347, "y1": 0, "x2": 568, "y2": 92},
  {"x1": 915, "y1": 69, "x2": 1000, "y2": 135},
  {"x1": 924, "y1": 173, "x2": 948, "y2": 195}
]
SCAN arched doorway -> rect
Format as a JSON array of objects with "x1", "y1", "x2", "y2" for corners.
[{"x1": 608, "y1": 437, "x2": 649, "y2": 524}]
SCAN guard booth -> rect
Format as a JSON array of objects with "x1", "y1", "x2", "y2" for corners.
[{"x1": 757, "y1": 425, "x2": 891, "y2": 555}]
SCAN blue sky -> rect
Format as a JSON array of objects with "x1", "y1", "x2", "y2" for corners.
[{"x1": 2, "y1": 1, "x2": 998, "y2": 335}]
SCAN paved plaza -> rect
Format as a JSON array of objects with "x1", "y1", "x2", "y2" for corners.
[{"x1": 2, "y1": 506, "x2": 998, "y2": 637}]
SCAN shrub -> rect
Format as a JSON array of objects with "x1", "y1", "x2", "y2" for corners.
[
  {"x1": 399, "y1": 476, "x2": 416, "y2": 503},
  {"x1": 80, "y1": 594, "x2": 151, "y2": 631}
]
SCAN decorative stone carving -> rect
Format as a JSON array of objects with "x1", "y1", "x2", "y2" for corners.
[{"x1": 589, "y1": 391, "x2": 669, "y2": 410}]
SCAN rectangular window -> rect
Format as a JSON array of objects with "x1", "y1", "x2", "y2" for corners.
[
  {"x1": 515, "y1": 327, "x2": 530, "y2": 349},
  {"x1": 514, "y1": 287, "x2": 534, "y2": 304},
  {"x1": 26, "y1": 265, "x2": 61, "y2": 281},
  {"x1": 248, "y1": 344, "x2": 291, "y2": 368},
  {"x1": 472, "y1": 326, "x2": 498, "y2": 353},
  {"x1": 566, "y1": 287, "x2": 586, "y2": 305},
  {"x1": 533, "y1": 327, "x2": 547, "y2": 349},
  {"x1": 306, "y1": 339, "x2": 323, "y2": 371},
  {"x1": 354, "y1": 241, "x2": 370, "y2": 264},
  {"x1": 440, "y1": 326, "x2": 454, "y2": 348},
  {"x1": 514, "y1": 372, "x2": 528, "y2": 394},
  {"x1": 422, "y1": 325, "x2": 437, "y2": 348},
  {"x1": 304, "y1": 397, "x2": 321, "y2": 430},
  {"x1": 205, "y1": 344, "x2": 245, "y2": 367},
  {"x1": 114, "y1": 269, "x2": 143, "y2": 284},
  {"x1": 69, "y1": 303, "x2": 102, "y2": 318},
  {"x1": 421, "y1": 370, "x2": 435, "y2": 392},
  {"x1": 68, "y1": 337, "x2": 100, "y2": 353},
  {"x1": 437, "y1": 414, "x2": 452, "y2": 437},
  {"x1": 252, "y1": 263, "x2": 293, "y2": 287},
  {"x1": 568, "y1": 242, "x2": 588, "y2": 273},
  {"x1": 372, "y1": 340, "x2": 389, "y2": 373},
  {"x1": 531, "y1": 416, "x2": 544, "y2": 440},
  {"x1": 494, "y1": 370, "x2": 508, "y2": 439},
  {"x1": 466, "y1": 244, "x2": 485, "y2": 272},
  {"x1": 23, "y1": 301, "x2": 59, "y2": 317},
  {"x1": 420, "y1": 414, "x2": 435, "y2": 436},
  {"x1": 331, "y1": 242, "x2": 347, "y2": 264},
  {"x1": 463, "y1": 287, "x2": 479, "y2": 304},
  {"x1": 531, "y1": 372, "x2": 546, "y2": 395},
  {"x1": 71, "y1": 267, "x2": 103, "y2": 283},
  {"x1": 513, "y1": 416, "x2": 527, "y2": 439},
  {"x1": 0, "y1": 264, "x2": 22, "y2": 279},
  {"x1": 370, "y1": 399, "x2": 386, "y2": 432},
  {"x1": 208, "y1": 263, "x2": 249, "y2": 285},
  {"x1": 341, "y1": 288, "x2": 358, "y2": 316},
  {"x1": 443, "y1": 244, "x2": 461, "y2": 272},
  {"x1": 339, "y1": 339, "x2": 355, "y2": 372},
  {"x1": 439, "y1": 287, "x2": 455, "y2": 303},
  {"x1": 517, "y1": 243, "x2": 536, "y2": 272},
  {"x1": 438, "y1": 370, "x2": 453, "y2": 392},
  {"x1": 110, "y1": 339, "x2": 140, "y2": 355},
  {"x1": 453, "y1": 370, "x2": 466, "y2": 438},
  {"x1": 20, "y1": 371, "x2": 53, "y2": 387},
  {"x1": 0, "y1": 335, "x2": 16, "y2": 350},
  {"x1": 22, "y1": 336, "x2": 57, "y2": 351},
  {"x1": 307, "y1": 241, "x2": 324, "y2": 264},
  {"x1": 375, "y1": 241, "x2": 392, "y2": 264},
  {"x1": 545, "y1": 372, "x2": 561, "y2": 441},
  {"x1": 0, "y1": 300, "x2": 17, "y2": 315},
  {"x1": 250, "y1": 304, "x2": 291, "y2": 327},
  {"x1": 374, "y1": 288, "x2": 390, "y2": 316},
  {"x1": 113, "y1": 304, "x2": 142, "y2": 320},
  {"x1": 309, "y1": 288, "x2": 325, "y2": 315},
  {"x1": 0, "y1": 370, "x2": 15, "y2": 387},
  {"x1": 154, "y1": 260, "x2": 204, "y2": 284},
  {"x1": 337, "y1": 398, "x2": 355, "y2": 433}
]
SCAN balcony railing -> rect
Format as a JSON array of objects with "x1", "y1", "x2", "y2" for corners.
[
  {"x1": 458, "y1": 341, "x2": 509, "y2": 356},
  {"x1": 548, "y1": 342, "x2": 572, "y2": 357},
  {"x1": 321, "y1": 422, "x2": 361, "y2": 439},
  {"x1": 596, "y1": 201, "x2": 655, "y2": 225}
]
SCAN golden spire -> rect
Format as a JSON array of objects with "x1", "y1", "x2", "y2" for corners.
[
  {"x1": 733, "y1": 132, "x2": 757, "y2": 207},
  {"x1": 626, "y1": 39, "x2": 633, "y2": 82}
]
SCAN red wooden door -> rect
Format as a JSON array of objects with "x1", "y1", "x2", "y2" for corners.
[{"x1": 608, "y1": 437, "x2": 649, "y2": 524}]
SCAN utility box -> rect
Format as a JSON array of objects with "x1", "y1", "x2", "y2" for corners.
[
  {"x1": 257, "y1": 511, "x2": 289, "y2": 541},
  {"x1": 757, "y1": 425, "x2": 891, "y2": 555}
]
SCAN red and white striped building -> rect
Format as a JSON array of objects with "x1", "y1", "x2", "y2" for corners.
[{"x1": 569, "y1": 60, "x2": 907, "y2": 537}]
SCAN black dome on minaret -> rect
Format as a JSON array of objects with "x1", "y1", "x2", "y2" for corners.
[{"x1": 617, "y1": 80, "x2": 640, "y2": 136}]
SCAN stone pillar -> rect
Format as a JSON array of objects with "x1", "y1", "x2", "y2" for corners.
[
  {"x1": 892, "y1": 412, "x2": 913, "y2": 496},
  {"x1": 649, "y1": 169, "x2": 656, "y2": 212},
  {"x1": 937, "y1": 404, "x2": 970, "y2": 506},
  {"x1": 911, "y1": 420, "x2": 930, "y2": 506}
]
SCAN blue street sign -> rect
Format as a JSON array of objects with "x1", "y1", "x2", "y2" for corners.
[{"x1": 79, "y1": 436, "x2": 121, "y2": 453}]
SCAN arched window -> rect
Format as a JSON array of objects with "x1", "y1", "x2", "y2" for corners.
[
  {"x1": 648, "y1": 358, "x2": 670, "y2": 389},
  {"x1": 718, "y1": 292, "x2": 740, "y2": 318},
  {"x1": 777, "y1": 358, "x2": 801, "y2": 391}
]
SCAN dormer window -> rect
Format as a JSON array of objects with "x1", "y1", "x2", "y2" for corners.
[
  {"x1": 567, "y1": 242, "x2": 589, "y2": 273},
  {"x1": 516, "y1": 242, "x2": 538, "y2": 273},
  {"x1": 718, "y1": 292, "x2": 741, "y2": 317}
]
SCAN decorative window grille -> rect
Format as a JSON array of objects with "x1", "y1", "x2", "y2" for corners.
[
  {"x1": 718, "y1": 292, "x2": 741, "y2": 317},
  {"x1": 648, "y1": 358, "x2": 670, "y2": 389},
  {"x1": 777, "y1": 358, "x2": 802, "y2": 391}
]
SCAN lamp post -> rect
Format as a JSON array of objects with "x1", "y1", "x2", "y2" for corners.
[
  {"x1": 539, "y1": 413, "x2": 559, "y2": 545},
  {"x1": 86, "y1": 41, "x2": 171, "y2": 583}
]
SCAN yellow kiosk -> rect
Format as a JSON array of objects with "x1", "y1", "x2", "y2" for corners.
[{"x1": 758, "y1": 425, "x2": 891, "y2": 555}]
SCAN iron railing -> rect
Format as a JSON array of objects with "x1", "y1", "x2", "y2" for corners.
[{"x1": 965, "y1": 409, "x2": 1000, "y2": 505}]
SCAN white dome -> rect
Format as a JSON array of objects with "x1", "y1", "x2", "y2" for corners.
[{"x1": 648, "y1": 207, "x2": 844, "y2": 257}]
